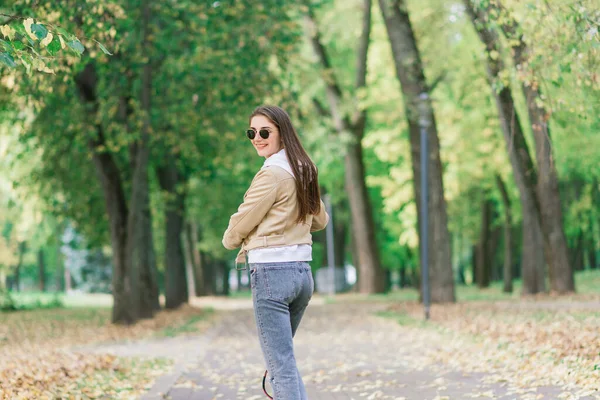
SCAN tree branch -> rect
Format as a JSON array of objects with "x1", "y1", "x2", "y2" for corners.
[
  {"x1": 351, "y1": 0, "x2": 372, "y2": 131},
  {"x1": 354, "y1": 0, "x2": 372, "y2": 91},
  {"x1": 0, "y1": 13, "x2": 22, "y2": 25},
  {"x1": 301, "y1": 4, "x2": 343, "y2": 100},
  {"x1": 428, "y1": 70, "x2": 447, "y2": 93},
  {"x1": 312, "y1": 97, "x2": 329, "y2": 117},
  {"x1": 302, "y1": 1, "x2": 352, "y2": 133}
]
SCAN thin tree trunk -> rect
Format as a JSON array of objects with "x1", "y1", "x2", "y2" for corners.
[
  {"x1": 55, "y1": 257, "x2": 63, "y2": 292},
  {"x1": 571, "y1": 231, "x2": 585, "y2": 272},
  {"x1": 157, "y1": 155, "x2": 188, "y2": 309},
  {"x1": 490, "y1": 224, "x2": 502, "y2": 282},
  {"x1": 221, "y1": 260, "x2": 230, "y2": 296},
  {"x1": 64, "y1": 263, "x2": 71, "y2": 292},
  {"x1": 188, "y1": 222, "x2": 205, "y2": 296},
  {"x1": 464, "y1": 1, "x2": 546, "y2": 295},
  {"x1": 203, "y1": 253, "x2": 216, "y2": 296},
  {"x1": 471, "y1": 244, "x2": 479, "y2": 285},
  {"x1": 378, "y1": 0, "x2": 455, "y2": 302},
  {"x1": 491, "y1": 0, "x2": 574, "y2": 293},
  {"x1": 182, "y1": 222, "x2": 197, "y2": 298},
  {"x1": 591, "y1": 179, "x2": 599, "y2": 269},
  {"x1": 13, "y1": 241, "x2": 26, "y2": 292},
  {"x1": 334, "y1": 212, "x2": 346, "y2": 269},
  {"x1": 303, "y1": 0, "x2": 385, "y2": 293},
  {"x1": 589, "y1": 215, "x2": 597, "y2": 269},
  {"x1": 496, "y1": 175, "x2": 514, "y2": 292},
  {"x1": 38, "y1": 249, "x2": 45, "y2": 292},
  {"x1": 476, "y1": 196, "x2": 492, "y2": 288}
]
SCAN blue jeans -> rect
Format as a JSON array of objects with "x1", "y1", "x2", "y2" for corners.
[{"x1": 250, "y1": 261, "x2": 314, "y2": 400}]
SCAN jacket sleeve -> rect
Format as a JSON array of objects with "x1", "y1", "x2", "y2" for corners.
[
  {"x1": 222, "y1": 169, "x2": 279, "y2": 250},
  {"x1": 310, "y1": 199, "x2": 330, "y2": 232}
]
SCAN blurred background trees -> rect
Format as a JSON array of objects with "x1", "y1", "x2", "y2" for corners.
[{"x1": 1, "y1": 0, "x2": 598, "y2": 323}]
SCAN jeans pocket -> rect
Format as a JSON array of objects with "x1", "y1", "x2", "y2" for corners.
[{"x1": 265, "y1": 267, "x2": 298, "y2": 302}]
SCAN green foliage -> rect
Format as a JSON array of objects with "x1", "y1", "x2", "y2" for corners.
[
  {"x1": 1, "y1": 291, "x2": 64, "y2": 312},
  {"x1": 0, "y1": 0, "x2": 598, "y2": 295}
]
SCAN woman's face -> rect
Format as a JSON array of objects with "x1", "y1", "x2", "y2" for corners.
[{"x1": 249, "y1": 114, "x2": 282, "y2": 158}]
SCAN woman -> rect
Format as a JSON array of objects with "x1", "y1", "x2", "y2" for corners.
[{"x1": 222, "y1": 105, "x2": 329, "y2": 399}]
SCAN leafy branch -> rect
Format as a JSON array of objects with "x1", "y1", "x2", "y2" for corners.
[{"x1": 0, "y1": 14, "x2": 112, "y2": 73}]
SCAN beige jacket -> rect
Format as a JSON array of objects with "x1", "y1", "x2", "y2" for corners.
[{"x1": 222, "y1": 166, "x2": 329, "y2": 263}]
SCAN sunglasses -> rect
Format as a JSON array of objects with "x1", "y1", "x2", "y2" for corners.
[{"x1": 246, "y1": 129, "x2": 271, "y2": 140}]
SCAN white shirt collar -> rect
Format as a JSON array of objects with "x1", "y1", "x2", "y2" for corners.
[{"x1": 262, "y1": 148, "x2": 294, "y2": 177}]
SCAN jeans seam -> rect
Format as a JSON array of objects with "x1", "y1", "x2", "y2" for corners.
[{"x1": 255, "y1": 299, "x2": 279, "y2": 397}]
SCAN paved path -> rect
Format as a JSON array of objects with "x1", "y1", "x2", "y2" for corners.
[{"x1": 92, "y1": 298, "x2": 598, "y2": 400}]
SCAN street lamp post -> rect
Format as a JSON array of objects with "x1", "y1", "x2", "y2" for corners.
[
  {"x1": 324, "y1": 194, "x2": 336, "y2": 296},
  {"x1": 418, "y1": 92, "x2": 431, "y2": 320}
]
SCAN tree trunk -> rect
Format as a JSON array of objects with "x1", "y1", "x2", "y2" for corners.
[
  {"x1": 399, "y1": 266, "x2": 406, "y2": 287},
  {"x1": 304, "y1": 0, "x2": 385, "y2": 294},
  {"x1": 123, "y1": 0, "x2": 156, "y2": 319},
  {"x1": 491, "y1": 0, "x2": 574, "y2": 293},
  {"x1": 378, "y1": 0, "x2": 455, "y2": 302},
  {"x1": 188, "y1": 222, "x2": 205, "y2": 296},
  {"x1": 589, "y1": 216, "x2": 598, "y2": 269},
  {"x1": 13, "y1": 241, "x2": 26, "y2": 292},
  {"x1": 496, "y1": 175, "x2": 514, "y2": 293},
  {"x1": 476, "y1": 196, "x2": 492, "y2": 288},
  {"x1": 157, "y1": 155, "x2": 188, "y2": 309},
  {"x1": 146, "y1": 204, "x2": 160, "y2": 312},
  {"x1": 570, "y1": 231, "x2": 585, "y2": 272},
  {"x1": 38, "y1": 249, "x2": 45, "y2": 292},
  {"x1": 590, "y1": 179, "x2": 599, "y2": 269},
  {"x1": 76, "y1": 62, "x2": 151, "y2": 324},
  {"x1": 464, "y1": 1, "x2": 546, "y2": 295},
  {"x1": 203, "y1": 253, "x2": 216, "y2": 296},
  {"x1": 221, "y1": 260, "x2": 230, "y2": 296},
  {"x1": 344, "y1": 141, "x2": 385, "y2": 292},
  {"x1": 55, "y1": 248, "x2": 64, "y2": 292},
  {"x1": 182, "y1": 222, "x2": 197, "y2": 298},
  {"x1": 521, "y1": 207, "x2": 546, "y2": 294},
  {"x1": 490, "y1": 224, "x2": 502, "y2": 282},
  {"x1": 334, "y1": 214, "x2": 346, "y2": 269}
]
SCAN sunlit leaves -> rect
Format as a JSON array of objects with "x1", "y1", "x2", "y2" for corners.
[
  {"x1": 95, "y1": 40, "x2": 113, "y2": 55},
  {"x1": 0, "y1": 52, "x2": 16, "y2": 68},
  {"x1": 29, "y1": 23, "x2": 49, "y2": 40},
  {"x1": 66, "y1": 39, "x2": 84, "y2": 54},
  {"x1": 1, "y1": 25, "x2": 15, "y2": 40}
]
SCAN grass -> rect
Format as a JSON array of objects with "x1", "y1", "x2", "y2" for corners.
[
  {"x1": 329, "y1": 268, "x2": 600, "y2": 304},
  {"x1": 157, "y1": 308, "x2": 214, "y2": 337},
  {"x1": 227, "y1": 289, "x2": 253, "y2": 299},
  {"x1": 374, "y1": 310, "x2": 422, "y2": 326},
  {"x1": 1, "y1": 291, "x2": 113, "y2": 312}
]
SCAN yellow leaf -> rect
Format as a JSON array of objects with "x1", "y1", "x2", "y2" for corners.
[
  {"x1": 23, "y1": 18, "x2": 37, "y2": 41},
  {"x1": 59, "y1": 35, "x2": 67, "y2": 49},
  {"x1": 40, "y1": 32, "x2": 53, "y2": 47},
  {"x1": 489, "y1": 50, "x2": 500, "y2": 60},
  {"x1": 1, "y1": 25, "x2": 15, "y2": 40}
]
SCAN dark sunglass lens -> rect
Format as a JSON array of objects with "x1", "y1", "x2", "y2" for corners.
[
  {"x1": 259, "y1": 129, "x2": 270, "y2": 139},
  {"x1": 246, "y1": 129, "x2": 256, "y2": 139}
]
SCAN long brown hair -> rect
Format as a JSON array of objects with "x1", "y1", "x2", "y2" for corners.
[{"x1": 250, "y1": 105, "x2": 321, "y2": 223}]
